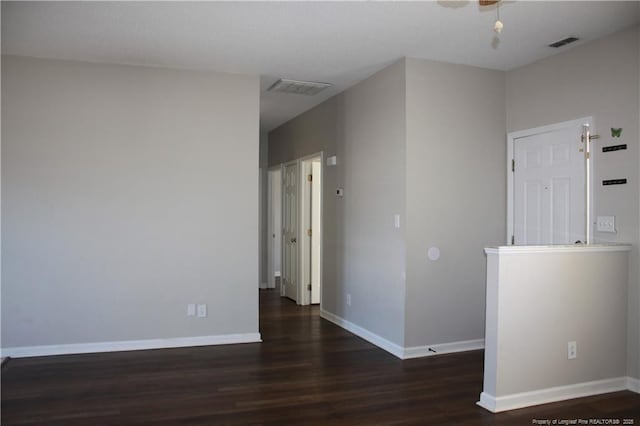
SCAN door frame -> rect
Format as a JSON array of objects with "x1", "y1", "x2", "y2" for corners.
[
  {"x1": 506, "y1": 116, "x2": 594, "y2": 245},
  {"x1": 267, "y1": 165, "x2": 282, "y2": 290},
  {"x1": 298, "y1": 152, "x2": 323, "y2": 307}
]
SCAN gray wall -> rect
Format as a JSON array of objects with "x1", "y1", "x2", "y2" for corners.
[
  {"x1": 505, "y1": 26, "x2": 640, "y2": 379},
  {"x1": 2, "y1": 55, "x2": 260, "y2": 348},
  {"x1": 268, "y1": 60, "x2": 407, "y2": 346},
  {"x1": 332, "y1": 60, "x2": 407, "y2": 345},
  {"x1": 404, "y1": 58, "x2": 506, "y2": 348}
]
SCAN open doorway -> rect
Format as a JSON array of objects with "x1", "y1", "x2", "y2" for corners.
[
  {"x1": 267, "y1": 167, "x2": 282, "y2": 290},
  {"x1": 268, "y1": 153, "x2": 323, "y2": 306}
]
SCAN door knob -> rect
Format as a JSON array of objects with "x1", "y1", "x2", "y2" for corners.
[{"x1": 291, "y1": 238, "x2": 297, "y2": 243}]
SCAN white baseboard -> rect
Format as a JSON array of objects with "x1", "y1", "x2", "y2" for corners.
[
  {"x1": 259, "y1": 282, "x2": 268, "y2": 289},
  {"x1": 403, "y1": 339, "x2": 484, "y2": 359},
  {"x1": 627, "y1": 376, "x2": 640, "y2": 393},
  {"x1": 477, "y1": 376, "x2": 631, "y2": 413},
  {"x1": 320, "y1": 309, "x2": 485, "y2": 360},
  {"x1": 477, "y1": 392, "x2": 499, "y2": 412},
  {"x1": 1, "y1": 333, "x2": 262, "y2": 358},
  {"x1": 320, "y1": 309, "x2": 404, "y2": 359}
]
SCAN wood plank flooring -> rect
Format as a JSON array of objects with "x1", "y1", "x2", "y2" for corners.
[{"x1": 2, "y1": 289, "x2": 639, "y2": 425}]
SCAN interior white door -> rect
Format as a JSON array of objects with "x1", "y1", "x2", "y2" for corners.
[
  {"x1": 310, "y1": 160, "x2": 321, "y2": 304},
  {"x1": 282, "y1": 162, "x2": 298, "y2": 301},
  {"x1": 513, "y1": 123, "x2": 586, "y2": 245}
]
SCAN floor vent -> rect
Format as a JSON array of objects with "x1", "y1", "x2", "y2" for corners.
[
  {"x1": 267, "y1": 79, "x2": 332, "y2": 96},
  {"x1": 548, "y1": 37, "x2": 579, "y2": 48}
]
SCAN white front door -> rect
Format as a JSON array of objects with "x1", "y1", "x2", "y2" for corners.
[
  {"x1": 282, "y1": 161, "x2": 299, "y2": 301},
  {"x1": 513, "y1": 119, "x2": 589, "y2": 245}
]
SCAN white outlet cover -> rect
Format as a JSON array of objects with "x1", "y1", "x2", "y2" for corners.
[
  {"x1": 327, "y1": 155, "x2": 337, "y2": 166},
  {"x1": 187, "y1": 304, "x2": 196, "y2": 317},
  {"x1": 197, "y1": 304, "x2": 207, "y2": 318},
  {"x1": 568, "y1": 341, "x2": 577, "y2": 359}
]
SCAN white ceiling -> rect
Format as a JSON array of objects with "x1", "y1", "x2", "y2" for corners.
[{"x1": 3, "y1": 1, "x2": 639, "y2": 132}]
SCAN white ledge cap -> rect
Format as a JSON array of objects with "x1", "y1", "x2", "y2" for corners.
[{"x1": 484, "y1": 243, "x2": 632, "y2": 255}]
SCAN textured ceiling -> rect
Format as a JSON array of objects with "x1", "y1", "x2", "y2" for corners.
[{"x1": 3, "y1": 1, "x2": 639, "y2": 131}]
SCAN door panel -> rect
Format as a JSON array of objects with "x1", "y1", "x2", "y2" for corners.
[
  {"x1": 523, "y1": 181, "x2": 542, "y2": 244},
  {"x1": 311, "y1": 161, "x2": 321, "y2": 304},
  {"x1": 514, "y1": 124, "x2": 585, "y2": 245},
  {"x1": 282, "y1": 162, "x2": 298, "y2": 302}
]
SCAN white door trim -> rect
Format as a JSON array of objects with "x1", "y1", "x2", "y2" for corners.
[
  {"x1": 279, "y1": 163, "x2": 286, "y2": 297},
  {"x1": 267, "y1": 165, "x2": 282, "y2": 290},
  {"x1": 507, "y1": 117, "x2": 594, "y2": 245}
]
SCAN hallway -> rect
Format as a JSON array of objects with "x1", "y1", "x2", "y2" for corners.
[{"x1": 2, "y1": 289, "x2": 639, "y2": 424}]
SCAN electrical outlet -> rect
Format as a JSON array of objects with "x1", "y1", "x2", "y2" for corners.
[
  {"x1": 346, "y1": 294, "x2": 351, "y2": 306},
  {"x1": 568, "y1": 341, "x2": 577, "y2": 359},
  {"x1": 197, "y1": 304, "x2": 207, "y2": 318},
  {"x1": 187, "y1": 304, "x2": 196, "y2": 317}
]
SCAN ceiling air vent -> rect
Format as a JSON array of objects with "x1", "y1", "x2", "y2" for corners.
[
  {"x1": 267, "y1": 79, "x2": 332, "y2": 96},
  {"x1": 548, "y1": 37, "x2": 579, "y2": 48}
]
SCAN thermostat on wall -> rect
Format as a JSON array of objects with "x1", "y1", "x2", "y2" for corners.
[{"x1": 336, "y1": 187, "x2": 344, "y2": 197}]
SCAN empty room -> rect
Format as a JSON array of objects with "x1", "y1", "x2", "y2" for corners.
[{"x1": 2, "y1": 1, "x2": 640, "y2": 424}]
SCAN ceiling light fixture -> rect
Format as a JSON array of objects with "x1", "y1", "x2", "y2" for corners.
[
  {"x1": 479, "y1": 0, "x2": 504, "y2": 34},
  {"x1": 493, "y1": 1, "x2": 503, "y2": 34}
]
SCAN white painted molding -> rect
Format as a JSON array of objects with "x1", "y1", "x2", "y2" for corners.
[
  {"x1": 1, "y1": 333, "x2": 262, "y2": 358},
  {"x1": 477, "y1": 377, "x2": 630, "y2": 413},
  {"x1": 320, "y1": 309, "x2": 404, "y2": 359},
  {"x1": 485, "y1": 243, "x2": 631, "y2": 255},
  {"x1": 403, "y1": 339, "x2": 484, "y2": 359},
  {"x1": 627, "y1": 376, "x2": 640, "y2": 393},
  {"x1": 477, "y1": 392, "x2": 498, "y2": 412},
  {"x1": 320, "y1": 310, "x2": 484, "y2": 360}
]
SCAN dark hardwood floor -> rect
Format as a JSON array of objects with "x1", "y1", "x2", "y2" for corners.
[{"x1": 2, "y1": 289, "x2": 640, "y2": 425}]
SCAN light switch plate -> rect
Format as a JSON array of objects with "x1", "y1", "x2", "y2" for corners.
[{"x1": 596, "y1": 216, "x2": 616, "y2": 233}]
